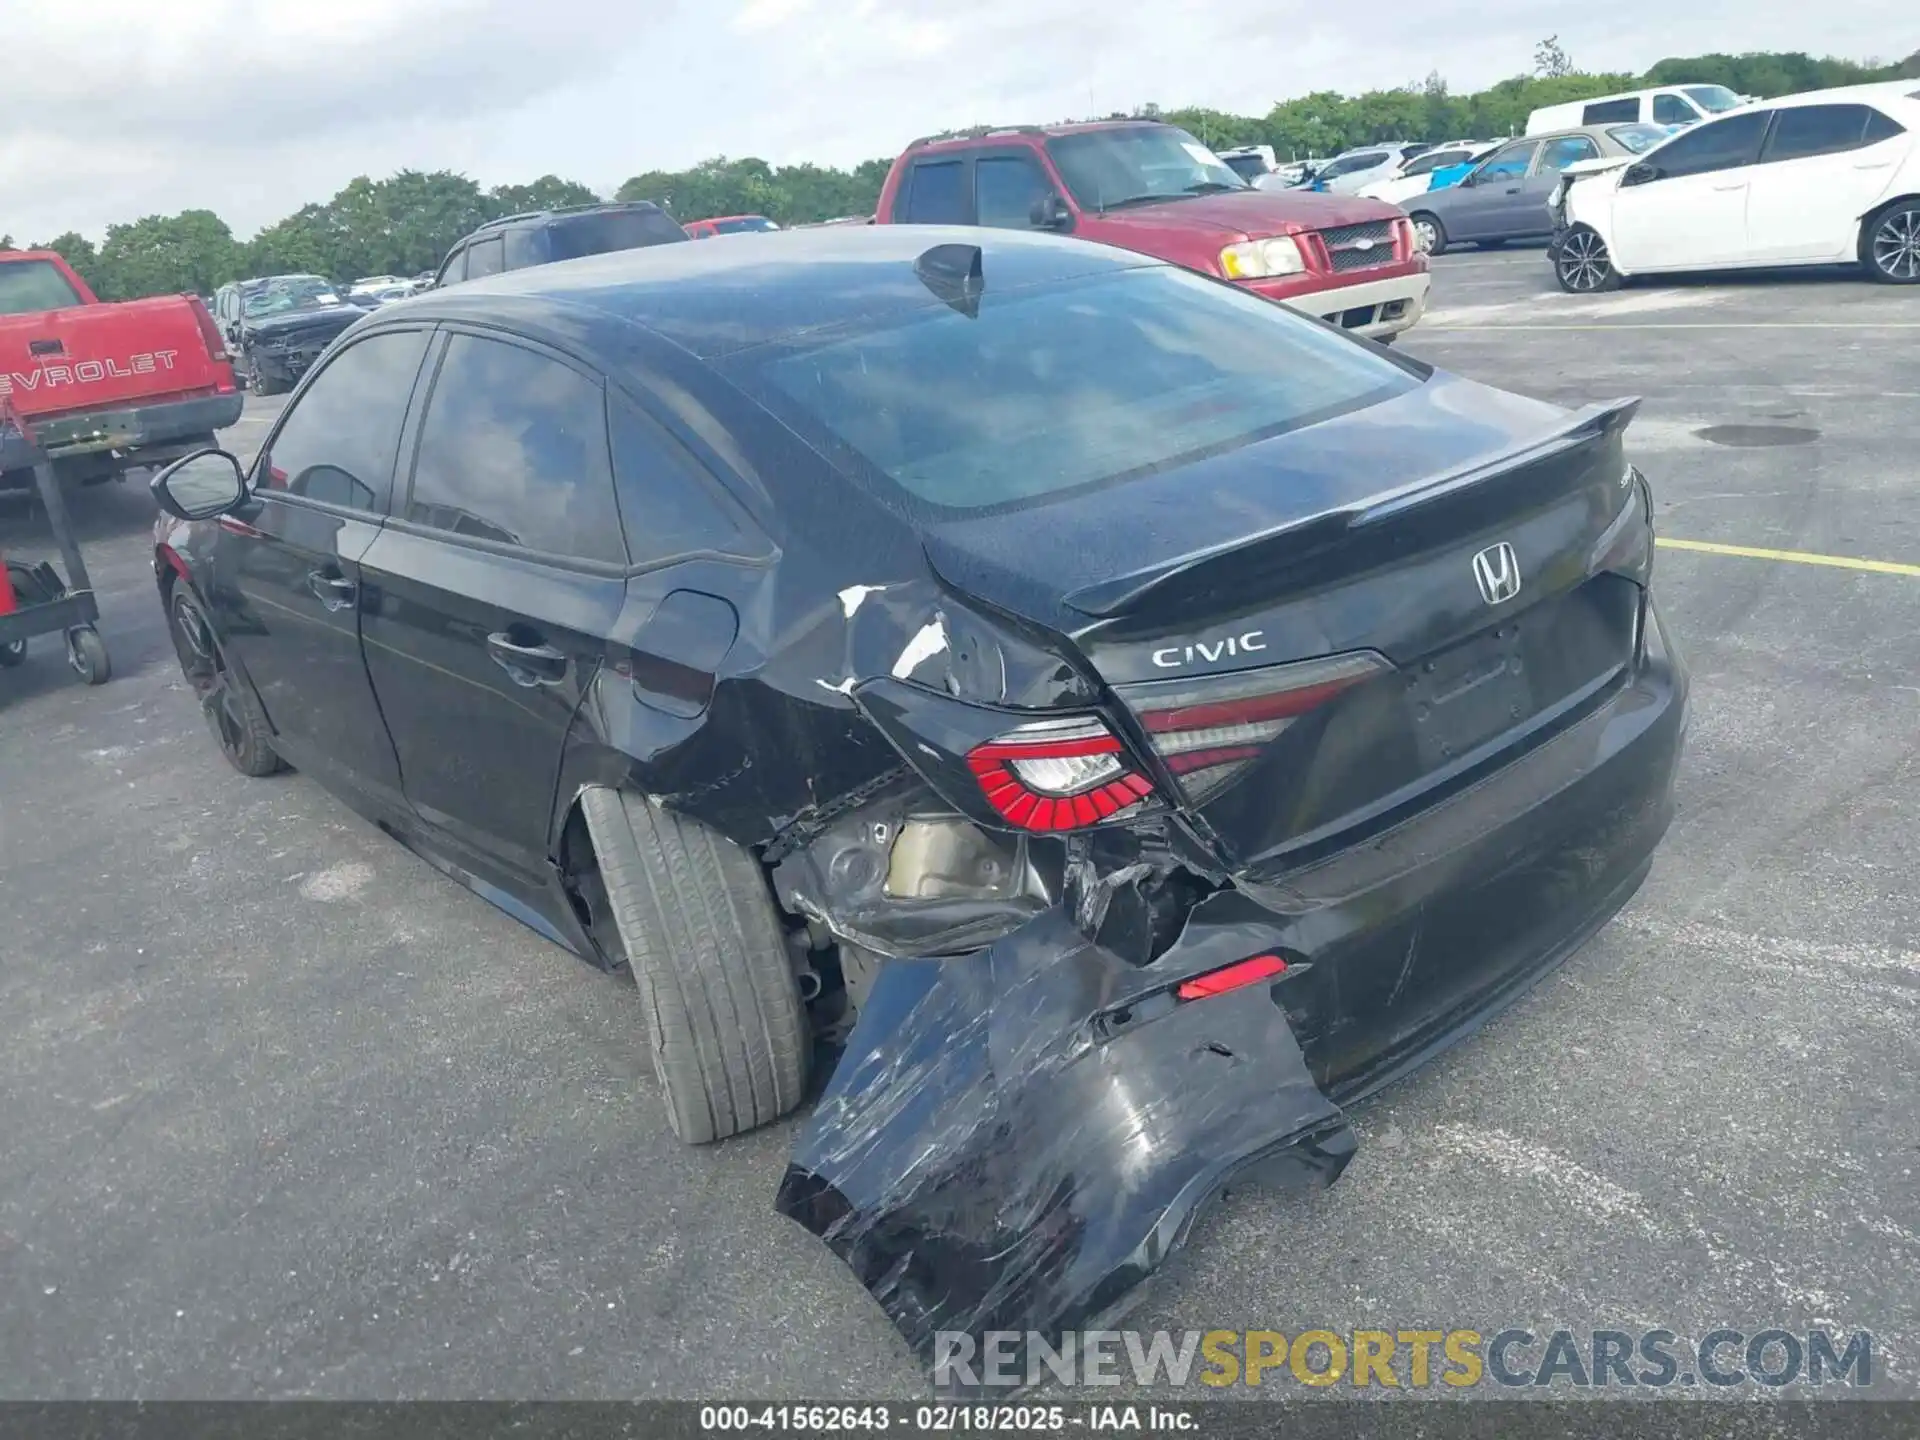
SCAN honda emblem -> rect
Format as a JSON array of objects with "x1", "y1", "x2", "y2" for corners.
[{"x1": 1472, "y1": 542, "x2": 1521, "y2": 606}]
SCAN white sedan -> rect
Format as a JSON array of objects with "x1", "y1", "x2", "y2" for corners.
[{"x1": 1552, "y1": 82, "x2": 1920, "y2": 291}]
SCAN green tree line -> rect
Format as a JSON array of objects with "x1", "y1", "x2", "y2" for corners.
[{"x1": 5, "y1": 46, "x2": 1911, "y2": 303}]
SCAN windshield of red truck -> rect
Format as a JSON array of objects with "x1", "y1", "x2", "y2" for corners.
[
  {"x1": 1045, "y1": 126, "x2": 1250, "y2": 212},
  {"x1": 0, "y1": 259, "x2": 83, "y2": 316}
]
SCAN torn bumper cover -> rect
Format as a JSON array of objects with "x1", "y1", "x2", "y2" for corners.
[
  {"x1": 776, "y1": 907, "x2": 1355, "y2": 1380},
  {"x1": 776, "y1": 602, "x2": 1686, "y2": 1388}
]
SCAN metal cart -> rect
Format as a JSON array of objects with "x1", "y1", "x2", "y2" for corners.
[{"x1": 0, "y1": 404, "x2": 111, "y2": 685}]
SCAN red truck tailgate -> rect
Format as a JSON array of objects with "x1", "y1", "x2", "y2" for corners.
[{"x1": 0, "y1": 295, "x2": 233, "y2": 424}]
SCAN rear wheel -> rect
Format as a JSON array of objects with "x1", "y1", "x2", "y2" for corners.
[
  {"x1": 168, "y1": 587, "x2": 280, "y2": 774},
  {"x1": 1862, "y1": 200, "x2": 1920, "y2": 284},
  {"x1": 0, "y1": 638, "x2": 25, "y2": 668},
  {"x1": 1409, "y1": 212, "x2": 1445, "y2": 256},
  {"x1": 1555, "y1": 225, "x2": 1621, "y2": 293},
  {"x1": 580, "y1": 785, "x2": 810, "y2": 1145}
]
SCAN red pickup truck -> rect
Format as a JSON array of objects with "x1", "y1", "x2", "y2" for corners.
[
  {"x1": 1, "y1": 250, "x2": 242, "y2": 490},
  {"x1": 874, "y1": 120, "x2": 1430, "y2": 342}
]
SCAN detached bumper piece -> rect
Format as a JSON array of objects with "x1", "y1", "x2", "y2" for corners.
[{"x1": 776, "y1": 907, "x2": 1354, "y2": 1391}]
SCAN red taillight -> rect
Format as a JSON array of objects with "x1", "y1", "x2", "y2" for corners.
[
  {"x1": 1116, "y1": 652, "x2": 1387, "y2": 804},
  {"x1": 966, "y1": 716, "x2": 1155, "y2": 832},
  {"x1": 1176, "y1": 953, "x2": 1287, "y2": 1000},
  {"x1": 187, "y1": 294, "x2": 229, "y2": 364}
]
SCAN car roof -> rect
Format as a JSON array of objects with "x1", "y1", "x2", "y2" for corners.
[
  {"x1": 469, "y1": 200, "x2": 669, "y2": 235},
  {"x1": 1522, "y1": 124, "x2": 1658, "y2": 145},
  {"x1": 907, "y1": 118, "x2": 1167, "y2": 155},
  {"x1": 387, "y1": 225, "x2": 1159, "y2": 362},
  {"x1": 1766, "y1": 81, "x2": 1920, "y2": 112}
]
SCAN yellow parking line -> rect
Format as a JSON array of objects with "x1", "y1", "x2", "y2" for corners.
[{"x1": 1658, "y1": 537, "x2": 1920, "y2": 577}]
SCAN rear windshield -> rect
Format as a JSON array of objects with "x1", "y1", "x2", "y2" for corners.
[
  {"x1": 730, "y1": 265, "x2": 1416, "y2": 515},
  {"x1": 548, "y1": 209, "x2": 690, "y2": 259},
  {"x1": 0, "y1": 259, "x2": 83, "y2": 316},
  {"x1": 1608, "y1": 124, "x2": 1671, "y2": 154}
]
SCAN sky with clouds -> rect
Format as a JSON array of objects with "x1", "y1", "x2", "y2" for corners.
[{"x1": 1, "y1": 0, "x2": 1898, "y2": 243}]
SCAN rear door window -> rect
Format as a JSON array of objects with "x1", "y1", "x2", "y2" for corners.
[
  {"x1": 1537, "y1": 136, "x2": 1601, "y2": 173},
  {"x1": 1583, "y1": 98, "x2": 1641, "y2": 124},
  {"x1": 1864, "y1": 107, "x2": 1907, "y2": 145},
  {"x1": 902, "y1": 160, "x2": 968, "y2": 223},
  {"x1": 405, "y1": 334, "x2": 624, "y2": 564},
  {"x1": 257, "y1": 329, "x2": 434, "y2": 513},
  {"x1": 1761, "y1": 105, "x2": 1874, "y2": 162},
  {"x1": 610, "y1": 399, "x2": 762, "y2": 565}
]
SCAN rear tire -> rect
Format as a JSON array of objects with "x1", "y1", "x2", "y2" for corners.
[
  {"x1": 1861, "y1": 199, "x2": 1920, "y2": 284},
  {"x1": 1554, "y1": 224, "x2": 1621, "y2": 293},
  {"x1": 0, "y1": 638, "x2": 25, "y2": 668},
  {"x1": 580, "y1": 785, "x2": 810, "y2": 1145},
  {"x1": 1409, "y1": 212, "x2": 1446, "y2": 257}
]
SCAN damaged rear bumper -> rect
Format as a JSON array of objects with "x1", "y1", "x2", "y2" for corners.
[
  {"x1": 778, "y1": 907, "x2": 1355, "y2": 1384},
  {"x1": 778, "y1": 601, "x2": 1687, "y2": 1390}
]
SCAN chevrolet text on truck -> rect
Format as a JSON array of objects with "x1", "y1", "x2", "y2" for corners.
[
  {"x1": 874, "y1": 119, "x2": 1430, "y2": 342},
  {"x1": 0, "y1": 250, "x2": 241, "y2": 489}
]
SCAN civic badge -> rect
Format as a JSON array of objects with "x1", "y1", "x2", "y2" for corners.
[{"x1": 1472, "y1": 542, "x2": 1521, "y2": 606}]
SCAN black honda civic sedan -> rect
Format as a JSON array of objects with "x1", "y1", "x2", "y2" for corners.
[{"x1": 150, "y1": 226, "x2": 1687, "y2": 1381}]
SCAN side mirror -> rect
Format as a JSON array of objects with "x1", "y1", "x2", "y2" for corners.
[
  {"x1": 151, "y1": 449, "x2": 247, "y2": 522},
  {"x1": 1623, "y1": 162, "x2": 1660, "y2": 186},
  {"x1": 1028, "y1": 194, "x2": 1073, "y2": 231}
]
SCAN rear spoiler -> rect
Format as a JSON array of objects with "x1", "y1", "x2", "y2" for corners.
[{"x1": 1062, "y1": 397, "x2": 1642, "y2": 619}]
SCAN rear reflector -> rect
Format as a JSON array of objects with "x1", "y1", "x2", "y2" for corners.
[
  {"x1": 1176, "y1": 953, "x2": 1288, "y2": 1000},
  {"x1": 1115, "y1": 651, "x2": 1387, "y2": 803}
]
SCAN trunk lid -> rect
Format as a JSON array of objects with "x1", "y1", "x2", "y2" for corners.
[
  {"x1": 922, "y1": 375, "x2": 1650, "y2": 874},
  {"x1": 0, "y1": 295, "x2": 233, "y2": 423}
]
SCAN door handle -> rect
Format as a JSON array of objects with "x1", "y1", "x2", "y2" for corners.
[
  {"x1": 486, "y1": 632, "x2": 568, "y2": 686},
  {"x1": 306, "y1": 570, "x2": 357, "y2": 612},
  {"x1": 1854, "y1": 160, "x2": 1893, "y2": 170},
  {"x1": 1711, "y1": 182, "x2": 1746, "y2": 191},
  {"x1": 1503, "y1": 186, "x2": 1521, "y2": 194}
]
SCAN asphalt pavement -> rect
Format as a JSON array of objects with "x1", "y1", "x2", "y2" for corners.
[{"x1": 2, "y1": 249, "x2": 1917, "y2": 1400}]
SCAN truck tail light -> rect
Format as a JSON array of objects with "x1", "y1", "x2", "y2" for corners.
[
  {"x1": 186, "y1": 295, "x2": 229, "y2": 365},
  {"x1": 965, "y1": 716, "x2": 1155, "y2": 832},
  {"x1": 1114, "y1": 652, "x2": 1388, "y2": 804}
]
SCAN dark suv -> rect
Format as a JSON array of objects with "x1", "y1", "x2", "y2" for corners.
[{"x1": 433, "y1": 202, "x2": 688, "y2": 287}]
